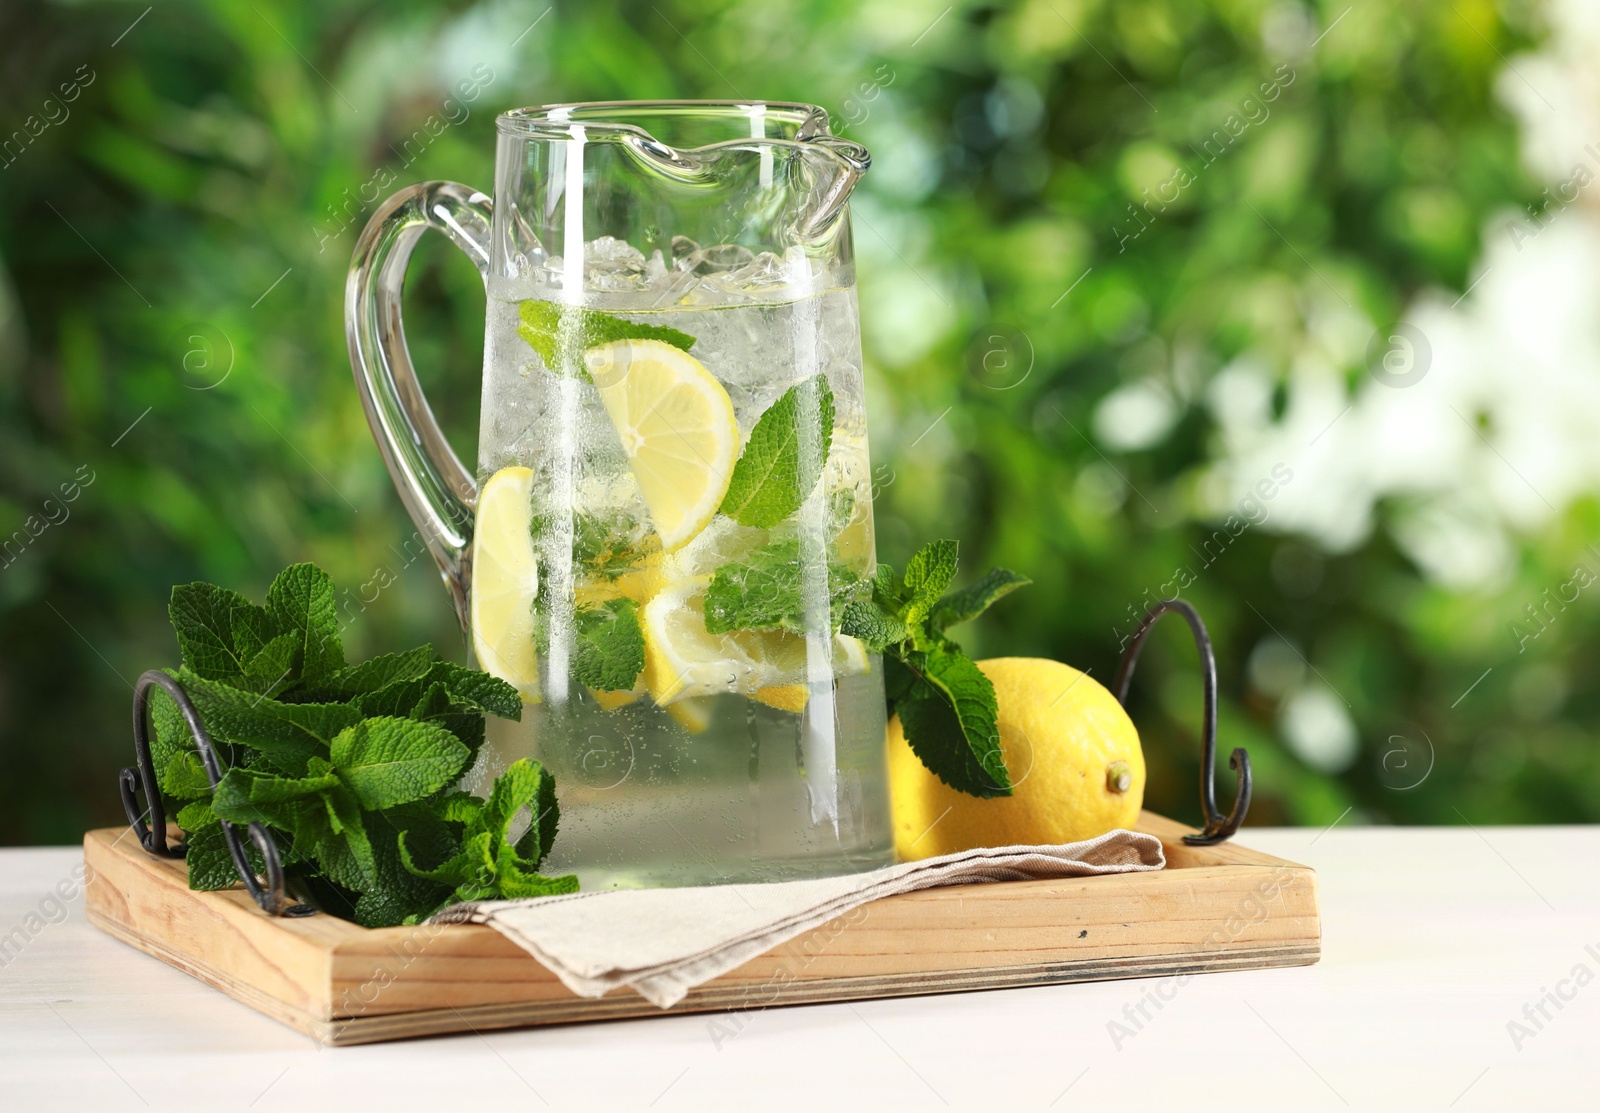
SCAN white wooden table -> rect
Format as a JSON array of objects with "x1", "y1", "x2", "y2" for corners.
[{"x1": 0, "y1": 827, "x2": 1594, "y2": 1111}]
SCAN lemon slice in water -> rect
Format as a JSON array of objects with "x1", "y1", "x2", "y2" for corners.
[
  {"x1": 471, "y1": 466, "x2": 541, "y2": 702},
  {"x1": 586, "y1": 339, "x2": 738, "y2": 552},
  {"x1": 642, "y1": 582, "x2": 870, "y2": 708}
]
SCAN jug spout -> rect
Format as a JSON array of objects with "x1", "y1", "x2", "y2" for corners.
[
  {"x1": 494, "y1": 102, "x2": 872, "y2": 271},
  {"x1": 794, "y1": 135, "x2": 870, "y2": 242}
]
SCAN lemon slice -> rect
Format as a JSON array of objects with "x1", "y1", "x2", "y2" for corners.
[
  {"x1": 750, "y1": 636, "x2": 871, "y2": 714},
  {"x1": 642, "y1": 583, "x2": 805, "y2": 704},
  {"x1": 752, "y1": 684, "x2": 809, "y2": 713},
  {"x1": 588, "y1": 684, "x2": 643, "y2": 712},
  {"x1": 586, "y1": 339, "x2": 738, "y2": 553},
  {"x1": 471, "y1": 466, "x2": 540, "y2": 702},
  {"x1": 642, "y1": 583, "x2": 871, "y2": 706},
  {"x1": 667, "y1": 696, "x2": 715, "y2": 734}
]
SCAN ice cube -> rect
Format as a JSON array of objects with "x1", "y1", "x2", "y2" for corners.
[{"x1": 584, "y1": 236, "x2": 650, "y2": 292}]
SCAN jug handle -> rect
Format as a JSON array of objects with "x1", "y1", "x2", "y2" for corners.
[{"x1": 345, "y1": 181, "x2": 491, "y2": 630}]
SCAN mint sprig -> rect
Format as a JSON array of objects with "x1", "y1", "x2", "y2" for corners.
[
  {"x1": 703, "y1": 538, "x2": 863, "y2": 635},
  {"x1": 841, "y1": 542, "x2": 1032, "y2": 798},
  {"x1": 154, "y1": 562, "x2": 576, "y2": 926},
  {"x1": 721, "y1": 374, "x2": 836, "y2": 528},
  {"x1": 399, "y1": 758, "x2": 576, "y2": 910},
  {"x1": 517, "y1": 299, "x2": 695, "y2": 371}
]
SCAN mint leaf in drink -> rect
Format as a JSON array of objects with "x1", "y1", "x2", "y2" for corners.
[
  {"x1": 827, "y1": 487, "x2": 857, "y2": 535},
  {"x1": 571, "y1": 597, "x2": 646, "y2": 692},
  {"x1": 265, "y1": 562, "x2": 345, "y2": 686},
  {"x1": 703, "y1": 538, "x2": 863, "y2": 635},
  {"x1": 928, "y1": 567, "x2": 1031, "y2": 631},
  {"x1": 561, "y1": 506, "x2": 661, "y2": 580},
  {"x1": 517, "y1": 299, "x2": 695, "y2": 370},
  {"x1": 895, "y1": 646, "x2": 1012, "y2": 798},
  {"x1": 720, "y1": 375, "x2": 836, "y2": 528},
  {"x1": 329, "y1": 717, "x2": 470, "y2": 811}
]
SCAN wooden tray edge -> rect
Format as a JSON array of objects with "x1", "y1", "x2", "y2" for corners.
[{"x1": 84, "y1": 816, "x2": 1321, "y2": 1045}]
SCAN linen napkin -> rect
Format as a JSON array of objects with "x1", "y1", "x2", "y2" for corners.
[{"x1": 431, "y1": 829, "x2": 1164, "y2": 1008}]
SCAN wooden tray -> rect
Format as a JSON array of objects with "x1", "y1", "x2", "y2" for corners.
[{"x1": 82, "y1": 812, "x2": 1319, "y2": 1046}]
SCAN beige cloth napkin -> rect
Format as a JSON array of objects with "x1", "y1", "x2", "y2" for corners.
[{"x1": 431, "y1": 829, "x2": 1164, "y2": 1008}]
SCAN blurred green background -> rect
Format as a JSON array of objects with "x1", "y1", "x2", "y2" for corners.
[{"x1": 2, "y1": 0, "x2": 1590, "y2": 845}]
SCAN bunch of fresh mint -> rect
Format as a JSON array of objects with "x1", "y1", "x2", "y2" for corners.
[
  {"x1": 149, "y1": 562, "x2": 574, "y2": 926},
  {"x1": 518, "y1": 298, "x2": 1032, "y2": 797}
]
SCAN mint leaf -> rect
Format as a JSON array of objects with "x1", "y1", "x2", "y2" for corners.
[
  {"x1": 240, "y1": 633, "x2": 300, "y2": 696},
  {"x1": 520, "y1": 761, "x2": 560, "y2": 868},
  {"x1": 496, "y1": 848, "x2": 579, "y2": 898},
  {"x1": 265, "y1": 563, "x2": 345, "y2": 686},
  {"x1": 178, "y1": 669, "x2": 361, "y2": 771},
  {"x1": 482, "y1": 758, "x2": 558, "y2": 866},
  {"x1": 838, "y1": 598, "x2": 908, "y2": 652},
  {"x1": 175, "y1": 799, "x2": 215, "y2": 831},
  {"x1": 359, "y1": 661, "x2": 519, "y2": 722},
  {"x1": 162, "y1": 750, "x2": 214, "y2": 799},
  {"x1": 169, "y1": 582, "x2": 267, "y2": 682},
  {"x1": 183, "y1": 821, "x2": 265, "y2": 891},
  {"x1": 517, "y1": 299, "x2": 695, "y2": 370},
  {"x1": 422, "y1": 662, "x2": 522, "y2": 720},
  {"x1": 302, "y1": 785, "x2": 377, "y2": 890},
  {"x1": 212, "y1": 767, "x2": 341, "y2": 825},
  {"x1": 319, "y1": 646, "x2": 436, "y2": 697},
  {"x1": 437, "y1": 792, "x2": 485, "y2": 825},
  {"x1": 928, "y1": 568, "x2": 1031, "y2": 631},
  {"x1": 353, "y1": 805, "x2": 456, "y2": 927},
  {"x1": 571, "y1": 598, "x2": 645, "y2": 692},
  {"x1": 540, "y1": 506, "x2": 662, "y2": 581},
  {"x1": 149, "y1": 682, "x2": 210, "y2": 799},
  {"x1": 329, "y1": 717, "x2": 470, "y2": 811},
  {"x1": 902, "y1": 540, "x2": 960, "y2": 627},
  {"x1": 348, "y1": 670, "x2": 497, "y2": 760},
  {"x1": 720, "y1": 375, "x2": 836, "y2": 528},
  {"x1": 703, "y1": 538, "x2": 863, "y2": 635},
  {"x1": 399, "y1": 760, "x2": 574, "y2": 903},
  {"x1": 895, "y1": 647, "x2": 1011, "y2": 798}
]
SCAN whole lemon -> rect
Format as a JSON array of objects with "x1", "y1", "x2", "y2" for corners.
[{"x1": 888, "y1": 657, "x2": 1145, "y2": 859}]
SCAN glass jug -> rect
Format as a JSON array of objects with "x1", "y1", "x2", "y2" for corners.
[{"x1": 346, "y1": 102, "x2": 893, "y2": 889}]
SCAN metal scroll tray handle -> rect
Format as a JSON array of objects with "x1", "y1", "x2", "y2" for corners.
[
  {"x1": 116, "y1": 598, "x2": 1250, "y2": 915},
  {"x1": 119, "y1": 670, "x2": 312, "y2": 917},
  {"x1": 1113, "y1": 598, "x2": 1252, "y2": 846}
]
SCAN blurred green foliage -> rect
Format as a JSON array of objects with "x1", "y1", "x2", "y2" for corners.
[{"x1": 0, "y1": 0, "x2": 1584, "y2": 845}]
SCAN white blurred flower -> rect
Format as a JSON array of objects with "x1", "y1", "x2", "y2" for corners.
[{"x1": 1280, "y1": 685, "x2": 1359, "y2": 773}]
